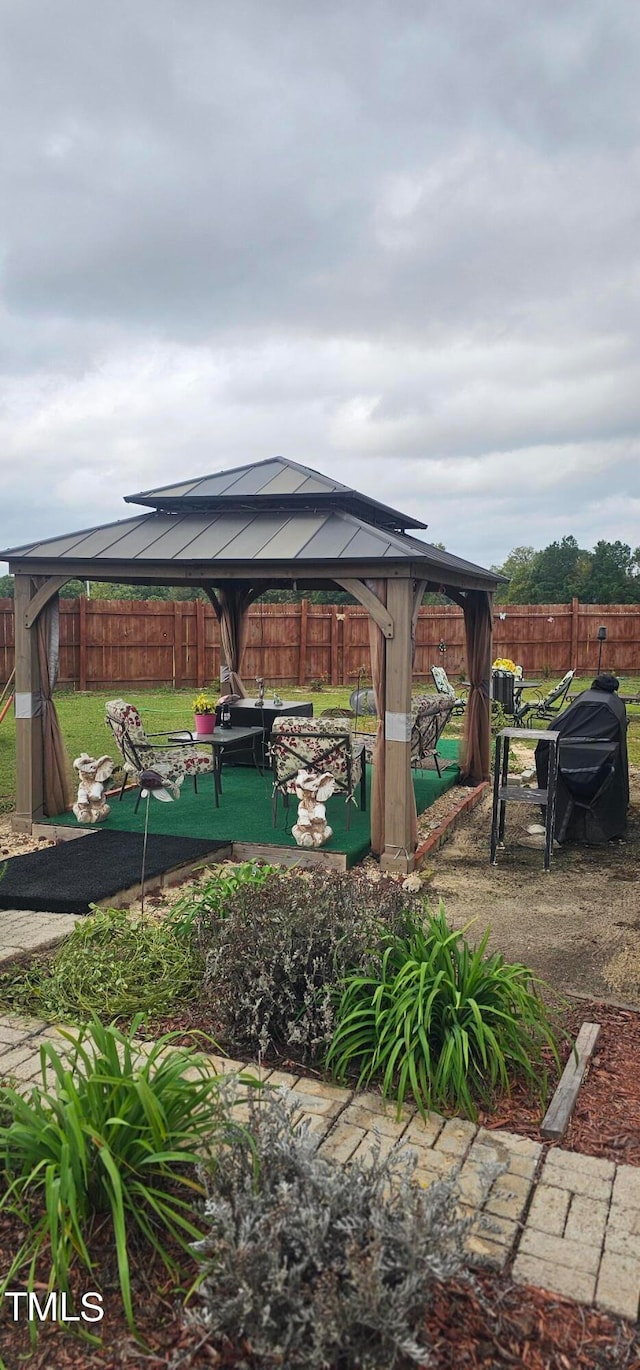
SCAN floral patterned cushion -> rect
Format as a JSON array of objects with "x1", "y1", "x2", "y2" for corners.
[
  {"x1": 105, "y1": 698, "x2": 213, "y2": 788},
  {"x1": 410, "y1": 696, "x2": 454, "y2": 765},
  {"x1": 270, "y1": 716, "x2": 363, "y2": 796},
  {"x1": 430, "y1": 666, "x2": 456, "y2": 700}
]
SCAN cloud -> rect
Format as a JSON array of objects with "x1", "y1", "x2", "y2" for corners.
[{"x1": 1, "y1": 0, "x2": 639, "y2": 570}]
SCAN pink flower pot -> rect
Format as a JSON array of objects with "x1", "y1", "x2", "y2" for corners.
[{"x1": 194, "y1": 713, "x2": 215, "y2": 736}]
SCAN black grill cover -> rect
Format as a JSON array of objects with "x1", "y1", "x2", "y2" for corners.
[{"x1": 535, "y1": 688, "x2": 629, "y2": 844}]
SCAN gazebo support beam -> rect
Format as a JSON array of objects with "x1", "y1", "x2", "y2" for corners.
[
  {"x1": 24, "y1": 575, "x2": 70, "y2": 630},
  {"x1": 333, "y1": 578, "x2": 394, "y2": 638},
  {"x1": 13, "y1": 574, "x2": 44, "y2": 831},
  {"x1": 380, "y1": 577, "x2": 415, "y2": 874}
]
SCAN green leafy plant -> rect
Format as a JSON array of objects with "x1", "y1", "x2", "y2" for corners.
[
  {"x1": 169, "y1": 860, "x2": 279, "y2": 940},
  {"x1": 0, "y1": 1016, "x2": 255, "y2": 1332},
  {"x1": 327, "y1": 903, "x2": 561, "y2": 1120},
  {"x1": 490, "y1": 699, "x2": 509, "y2": 735},
  {"x1": 192, "y1": 692, "x2": 215, "y2": 714},
  {"x1": 0, "y1": 905, "x2": 203, "y2": 1023}
]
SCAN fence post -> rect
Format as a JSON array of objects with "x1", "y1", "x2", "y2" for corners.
[
  {"x1": 331, "y1": 606, "x2": 339, "y2": 685},
  {"x1": 196, "y1": 599, "x2": 206, "y2": 688},
  {"x1": 173, "y1": 602, "x2": 183, "y2": 689},
  {"x1": 298, "y1": 598, "x2": 308, "y2": 685},
  {"x1": 78, "y1": 596, "x2": 87, "y2": 692},
  {"x1": 570, "y1": 596, "x2": 579, "y2": 669}
]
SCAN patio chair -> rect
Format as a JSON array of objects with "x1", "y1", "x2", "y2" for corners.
[
  {"x1": 410, "y1": 696, "x2": 455, "y2": 777},
  {"x1": 515, "y1": 671, "x2": 575, "y2": 726},
  {"x1": 105, "y1": 698, "x2": 214, "y2": 812},
  {"x1": 269, "y1": 716, "x2": 366, "y2": 830},
  {"x1": 430, "y1": 665, "x2": 467, "y2": 715}
]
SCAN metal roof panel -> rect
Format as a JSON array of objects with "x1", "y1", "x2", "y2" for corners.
[
  {"x1": 293, "y1": 513, "x2": 358, "y2": 560},
  {"x1": 2, "y1": 504, "x2": 503, "y2": 585},
  {"x1": 169, "y1": 513, "x2": 255, "y2": 559},
  {"x1": 250, "y1": 513, "x2": 327, "y2": 559}
]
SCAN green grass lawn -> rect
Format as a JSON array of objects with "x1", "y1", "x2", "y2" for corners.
[{"x1": 1, "y1": 680, "x2": 638, "y2": 815}]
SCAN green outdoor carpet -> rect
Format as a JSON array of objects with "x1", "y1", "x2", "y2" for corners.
[{"x1": 46, "y1": 740, "x2": 460, "y2": 867}]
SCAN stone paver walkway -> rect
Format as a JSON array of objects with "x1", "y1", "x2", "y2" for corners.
[
  {"x1": 0, "y1": 908, "x2": 80, "y2": 965},
  {"x1": 1, "y1": 1011, "x2": 638, "y2": 1324}
]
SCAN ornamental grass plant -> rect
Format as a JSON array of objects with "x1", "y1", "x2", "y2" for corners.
[
  {"x1": 0, "y1": 1016, "x2": 255, "y2": 1333},
  {"x1": 327, "y1": 902, "x2": 561, "y2": 1120},
  {"x1": 0, "y1": 864, "x2": 279, "y2": 1024},
  {"x1": 0, "y1": 905, "x2": 203, "y2": 1022}
]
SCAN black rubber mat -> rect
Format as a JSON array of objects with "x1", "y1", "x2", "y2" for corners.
[{"x1": 0, "y1": 831, "x2": 229, "y2": 915}]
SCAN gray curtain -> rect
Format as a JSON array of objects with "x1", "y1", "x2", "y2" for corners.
[
  {"x1": 36, "y1": 595, "x2": 73, "y2": 816},
  {"x1": 206, "y1": 585, "x2": 260, "y2": 697},
  {"x1": 459, "y1": 589, "x2": 493, "y2": 784}
]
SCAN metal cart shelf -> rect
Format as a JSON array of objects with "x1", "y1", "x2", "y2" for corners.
[{"x1": 490, "y1": 727, "x2": 560, "y2": 872}]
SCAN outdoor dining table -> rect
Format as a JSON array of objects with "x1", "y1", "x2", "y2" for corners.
[
  {"x1": 167, "y1": 725, "x2": 265, "y2": 808},
  {"x1": 464, "y1": 679, "x2": 542, "y2": 694}
]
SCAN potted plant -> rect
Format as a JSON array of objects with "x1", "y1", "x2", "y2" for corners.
[{"x1": 192, "y1": 692, "x2": 216, "y2": 736}]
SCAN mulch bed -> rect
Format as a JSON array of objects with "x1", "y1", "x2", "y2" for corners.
[
  {"x1": 1, "y1": 1201, "x2": 639, "y2": 1370},
  {"x1": 476, "y1": 999, "x2": 640, "y2": 1166}
]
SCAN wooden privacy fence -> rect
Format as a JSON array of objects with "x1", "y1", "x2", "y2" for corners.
[{"x1": 0, "y1": 597, "x2": 639, "y2": 691}]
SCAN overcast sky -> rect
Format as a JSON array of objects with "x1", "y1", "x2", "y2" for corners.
[{"x1": 1, "y1": 0, "x2": 639, "y2": 574}]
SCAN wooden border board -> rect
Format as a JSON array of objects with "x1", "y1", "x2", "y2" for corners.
[{"x1": 541, "y1": 1021, "x2": 601, "y2": 1142}]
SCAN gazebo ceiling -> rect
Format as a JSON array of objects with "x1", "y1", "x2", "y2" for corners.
[{"x1": 1, "y1": 456, "x2": 504, "y2": 591}]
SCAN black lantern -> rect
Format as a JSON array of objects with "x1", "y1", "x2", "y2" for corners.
[{"x1": 597, "y1": 625, "x2": 607, "y2": 674}]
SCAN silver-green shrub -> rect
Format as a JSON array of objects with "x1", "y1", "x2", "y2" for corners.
[
  {"x1": 199, "y1": 869, "x2": 418, "y2": 1061},
  {"x1": 191, "y1": 1094, "x2": 475, "y2": 1368}
]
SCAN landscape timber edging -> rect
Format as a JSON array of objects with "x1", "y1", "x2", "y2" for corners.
[{"x1": 415, "y1": 780, "x2": 489, "y2": 865}]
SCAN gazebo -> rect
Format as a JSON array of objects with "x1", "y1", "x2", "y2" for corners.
[{"x1": 2, "y1": 457, "x2": 503, "y2": 873}]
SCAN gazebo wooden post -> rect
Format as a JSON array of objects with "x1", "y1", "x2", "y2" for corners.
[
  {"x1": 13, "y1": 574, "x2": 44, "y2": 831},
  {"x1": 380, "y1": 576, "x2": 415, "y2": 875}
]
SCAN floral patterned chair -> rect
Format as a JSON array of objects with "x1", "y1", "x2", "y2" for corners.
[
  {"x1": 411, "y1": 696, "x2": 455, "y2": 776},
  {"x1": 269, "y1": 716, "x2": 366, "y2": 830},
  {"x1": 430, "y1": 665, "x2": 467, "y2": 715},
  {"x1": 105, "y1": 698, "x2": 214, "y2": 811},
  {"x1": 357, "y1": 697, "x2": 455, "y2": 773}
]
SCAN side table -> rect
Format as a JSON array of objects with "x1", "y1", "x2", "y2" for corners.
[
  {"x1": 490, "y1": 727, "x2": 560, "y2": 872},
  {"x1": 168, "y1": 726, "x2": 265, "y2": 808}
]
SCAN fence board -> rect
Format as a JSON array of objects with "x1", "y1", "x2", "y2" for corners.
[{"x1": 1, "y1": 598, "x2": 639, "y2": 690}]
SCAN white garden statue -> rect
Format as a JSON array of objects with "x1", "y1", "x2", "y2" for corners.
[
  {"x1": 291, "y1": 769, "x2": 336, "y2": 848},
  {"x1": 72, "y1": 753, "x2": 115, "y2": 824}
]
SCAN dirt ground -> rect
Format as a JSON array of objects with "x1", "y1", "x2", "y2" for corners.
[{"x1": 429, "y1": 767, "x2": 640, "y2": 1008}]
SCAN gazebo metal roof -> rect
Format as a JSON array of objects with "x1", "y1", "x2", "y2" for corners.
[
  {"x1": 1, "y1": 456, "x2": 503, "y2": 591},
  {"x1": 123, "y1": 455, "x2": 429, "y2": 531}
]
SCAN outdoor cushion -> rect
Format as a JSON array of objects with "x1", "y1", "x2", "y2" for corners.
[
  {"x1": 410, "y1": 695, "x2": 454, "y2": 768},
  {"x1": 269, "y1": 715, "x2": 363, "y2": 796},
  {"x1": 105, "y1": 698, "x2": 214, "y2": 796}
]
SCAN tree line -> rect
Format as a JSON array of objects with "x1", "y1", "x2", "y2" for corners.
[{"x1": 492, "y1": 537, "x2": 640, "y2": 604}]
